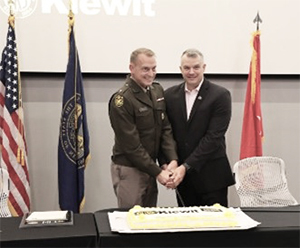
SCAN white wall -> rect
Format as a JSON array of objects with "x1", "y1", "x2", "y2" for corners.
[
  {"x1": 1, "y1": 0, "x2": 300, "y2": 74},
  {"x1": 20, "y1": 74, "x2": 299, "y2": 212}
]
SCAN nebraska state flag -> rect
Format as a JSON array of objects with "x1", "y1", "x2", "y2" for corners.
[{"x1": 58, "y1": 23, "x2": 90, "y2": 213}]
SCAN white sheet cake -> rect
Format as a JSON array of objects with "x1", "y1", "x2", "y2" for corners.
[{"x1": 127, "y1": 204, "x2": 239, "y2": 230}]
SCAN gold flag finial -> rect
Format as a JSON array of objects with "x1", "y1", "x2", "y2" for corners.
[
  {"x1": 8, "y1": 0, "x2": 15, "y2": 27},
  {"x1": 8, "y1": 0, "x2": 14, "y2": 15},
  {"x1": 68, "y1": 0, "x2": 75, "y2": 27}
]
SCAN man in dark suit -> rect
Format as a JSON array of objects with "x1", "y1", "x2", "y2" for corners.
[{"x1": 165, "y1": 48, "x2": 235, "y2": 207}]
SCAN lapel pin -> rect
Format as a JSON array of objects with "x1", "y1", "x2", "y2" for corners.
[{"x1": 198, "y1": 96, "x2": 202, "y2": 100}]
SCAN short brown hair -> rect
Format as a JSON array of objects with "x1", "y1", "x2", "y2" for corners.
[{"x1": 130, "y1": 48, "x2": 156, "y2": 63}]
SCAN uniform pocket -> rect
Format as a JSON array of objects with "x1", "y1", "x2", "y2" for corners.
[
  {"x1": 155, "y1": 100, "x2": 166, "y2": 125},
  {"x1": 135, "y1": 107, "x2": 154, "y2": 130}
]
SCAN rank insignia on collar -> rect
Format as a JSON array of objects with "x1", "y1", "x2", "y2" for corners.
[{"x1": 115, "y1": 95, "x2": 124, "y2": 107}]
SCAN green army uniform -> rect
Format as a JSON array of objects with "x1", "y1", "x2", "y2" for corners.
[{"x1": 109, "y1": 75, "x2": 178, "y2": 178}]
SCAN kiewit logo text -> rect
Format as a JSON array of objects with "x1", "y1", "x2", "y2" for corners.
[
  {"x1": 0, "y1": 0, "x2": 156, "y2": 18},
  {"x1": 42, "y1": 0, "x2": 156, "y2": 16}
]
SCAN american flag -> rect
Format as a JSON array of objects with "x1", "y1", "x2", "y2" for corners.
[{"x1": 0, "y1": 20, "x2": 30, "y2": 216}]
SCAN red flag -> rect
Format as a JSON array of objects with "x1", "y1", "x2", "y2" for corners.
[
  {"x1": 0, "y1": 17, "x2": 30, "y2": 216},
  {"x1": 240, "y1": 31, "x2": 264, "y2": 160}
]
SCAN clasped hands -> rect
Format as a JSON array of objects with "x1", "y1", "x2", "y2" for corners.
[{"x1": 157, "y1": 160, "x2": 186, "y2": 189}]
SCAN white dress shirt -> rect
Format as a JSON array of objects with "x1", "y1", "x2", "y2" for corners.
[{"x1": 185, "y1": 79, "x2": 203, "y2": 120}]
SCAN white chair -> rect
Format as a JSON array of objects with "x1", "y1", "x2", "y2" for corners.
[
  {"x1": 0, "y1": 167, "x2": 11, "y2": 217},
  {"x1": 233, "y1": 156, "x2": 298, "y2": 207}
]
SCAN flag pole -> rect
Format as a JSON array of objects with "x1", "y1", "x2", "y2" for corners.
[
  {"x1": 68, "y1": 1, "x2": 78, "y2": 130},
  {"x1": 250, "y1": 13, "x2": 262, "y2": 104},
  {"x1": 68, "y1": 0, "x2": 74, "y2": 28},
  {"x1": 239, "y1": 12, "x2": 264, "y2": 159},
  {"x1": 1, "y1": 0, "x2": 31, "y2": 215},
  {"x1": 8, "y1": 1, "x2": 25, "y2": 165},
  {"x1": 59, "y1": 1, "x2": 90, "y2": 212},
  {"x1": 8, "y1": 0, "x2": 15, "y2": 27}
]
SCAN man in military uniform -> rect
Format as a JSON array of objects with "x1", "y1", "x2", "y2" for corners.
[{"x1": 109, "y1": 48, "x2": 178, "y2": 208}]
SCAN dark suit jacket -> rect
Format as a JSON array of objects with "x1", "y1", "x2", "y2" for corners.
[{"x1": 164, "y1": 78, "x2": 235, "y2": 193}]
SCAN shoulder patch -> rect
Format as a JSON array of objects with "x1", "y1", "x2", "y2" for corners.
[{"x1": 114, "y1": 95, "x2": 124, "y2": 107}]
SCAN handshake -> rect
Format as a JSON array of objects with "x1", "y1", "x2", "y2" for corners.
[{"x1": 157, "y1": 160, "x2": 187, "y2": 189}]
